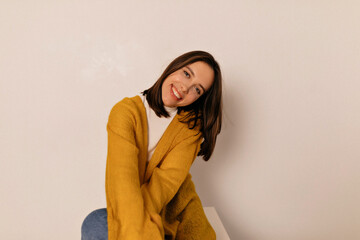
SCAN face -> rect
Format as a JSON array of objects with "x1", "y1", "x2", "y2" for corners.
[{"x1": 161, "y1": 61, "x2": 214, "y2": 108}]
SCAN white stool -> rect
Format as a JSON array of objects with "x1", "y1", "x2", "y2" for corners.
[{"x1": 203, "y1": 207, "x2": 230, "y2": 240}]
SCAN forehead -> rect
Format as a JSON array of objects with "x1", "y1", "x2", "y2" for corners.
[{"x1": 186, "y1": 61, "x2": 214, "y2": 91}]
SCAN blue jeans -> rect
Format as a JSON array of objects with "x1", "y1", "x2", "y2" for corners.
[{"x1": 81, "y1": 208, "x2": 108, "y2": 240}]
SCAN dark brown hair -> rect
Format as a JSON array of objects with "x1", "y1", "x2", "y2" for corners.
[{"x1": 142, "y1": 50, "x2": 222, "y2": 161}]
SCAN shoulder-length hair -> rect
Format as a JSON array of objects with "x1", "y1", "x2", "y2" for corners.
[{"x1": 142, "y1": 50, "x2": 222, "y2": 161}]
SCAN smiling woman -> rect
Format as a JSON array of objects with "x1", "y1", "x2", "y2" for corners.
[
  {"x1": 81, "y1": 50, "x2": 223, "y2": 240},
  {"x1": 161, "y1": 61, "x2": 214, "y2": 107}
]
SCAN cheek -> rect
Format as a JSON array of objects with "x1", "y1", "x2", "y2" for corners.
[
  {"x1": 187, "y1": 95, "x2": 198, "y2": 104},
  {"x1": 172, "y1": 73, "x2": 182, "y2": 82}
]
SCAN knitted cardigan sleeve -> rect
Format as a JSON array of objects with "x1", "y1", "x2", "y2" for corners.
[
  {"x1": 140, "y1": 130, "x2": 202, "y2": 226},
  {"x1": 105, "y1": 99, "x2": 163, "y2": 240}
]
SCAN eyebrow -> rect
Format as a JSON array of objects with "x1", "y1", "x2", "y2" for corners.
[
  {"x1": 199, "y1": 84, "x2": 206, "y2": 93},
  {"x1": 185, "y1": 66, "x2": 206, "y2": 93}
]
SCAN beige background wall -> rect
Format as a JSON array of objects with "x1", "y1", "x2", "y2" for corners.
[{"x1": 1, "y1": 1, "x2": 359, "y2": 239}]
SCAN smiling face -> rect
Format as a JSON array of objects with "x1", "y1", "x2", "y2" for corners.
[{"x1": 161, "y1": 61, "x2": 215, "y2": 108}]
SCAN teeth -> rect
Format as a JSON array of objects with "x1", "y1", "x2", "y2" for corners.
[{"x1": 172, "y1": 87, "x2": 181, "y2": 99}]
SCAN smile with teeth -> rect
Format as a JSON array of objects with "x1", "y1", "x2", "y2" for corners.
[{"x1": 172, "y1": 85, "x2": 182, "y2": 100}]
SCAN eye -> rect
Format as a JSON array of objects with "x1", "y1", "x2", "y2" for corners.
[
  {"x1": 183, "y1": 70, "x2": 190, "y2": 78},
  {"x1": 194, "y1": 86, "x2": 201, "y2": 95}
]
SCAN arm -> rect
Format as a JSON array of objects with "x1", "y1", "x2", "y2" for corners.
[
  {"x1": 105, "y1": 101, "x2": 162, "y2": 240},
  {"x1": 140, "y1": 129, "x2": 202, "y2": 223}
]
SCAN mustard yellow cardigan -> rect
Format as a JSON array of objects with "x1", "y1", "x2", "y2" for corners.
[{"x1": 106, "y1": 96, "x2": 215, "y2": 240}]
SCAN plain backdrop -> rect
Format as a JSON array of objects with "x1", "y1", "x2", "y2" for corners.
[{"x1": 1, "y1": 1, "x2": 360, "y2": 239}]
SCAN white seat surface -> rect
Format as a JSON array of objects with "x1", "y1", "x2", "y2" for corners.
[{"x1": 203, "y1": 206, "x2": 230, "y2": 240}]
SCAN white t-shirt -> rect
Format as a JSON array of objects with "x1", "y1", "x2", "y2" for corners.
[{"x1": 139, "y1": 94, "x2": 177, "y2": 161}]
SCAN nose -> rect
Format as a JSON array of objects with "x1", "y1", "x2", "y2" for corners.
[{"x1": 180, "y1": 82, "x2": 191, "y2": 94}]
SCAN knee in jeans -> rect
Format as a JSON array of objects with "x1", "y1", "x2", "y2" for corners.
[{"x1": 81, "y1": 209, "x2": 107, "y2": 240}]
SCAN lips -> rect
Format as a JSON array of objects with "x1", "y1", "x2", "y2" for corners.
[{"x1": 171, "y1": 85, "x2": 182, "y2": 100}]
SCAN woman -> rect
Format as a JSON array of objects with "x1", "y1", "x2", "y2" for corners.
[{"x1": 82, "y1": 50, "x2": 222, "y2": 240}]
